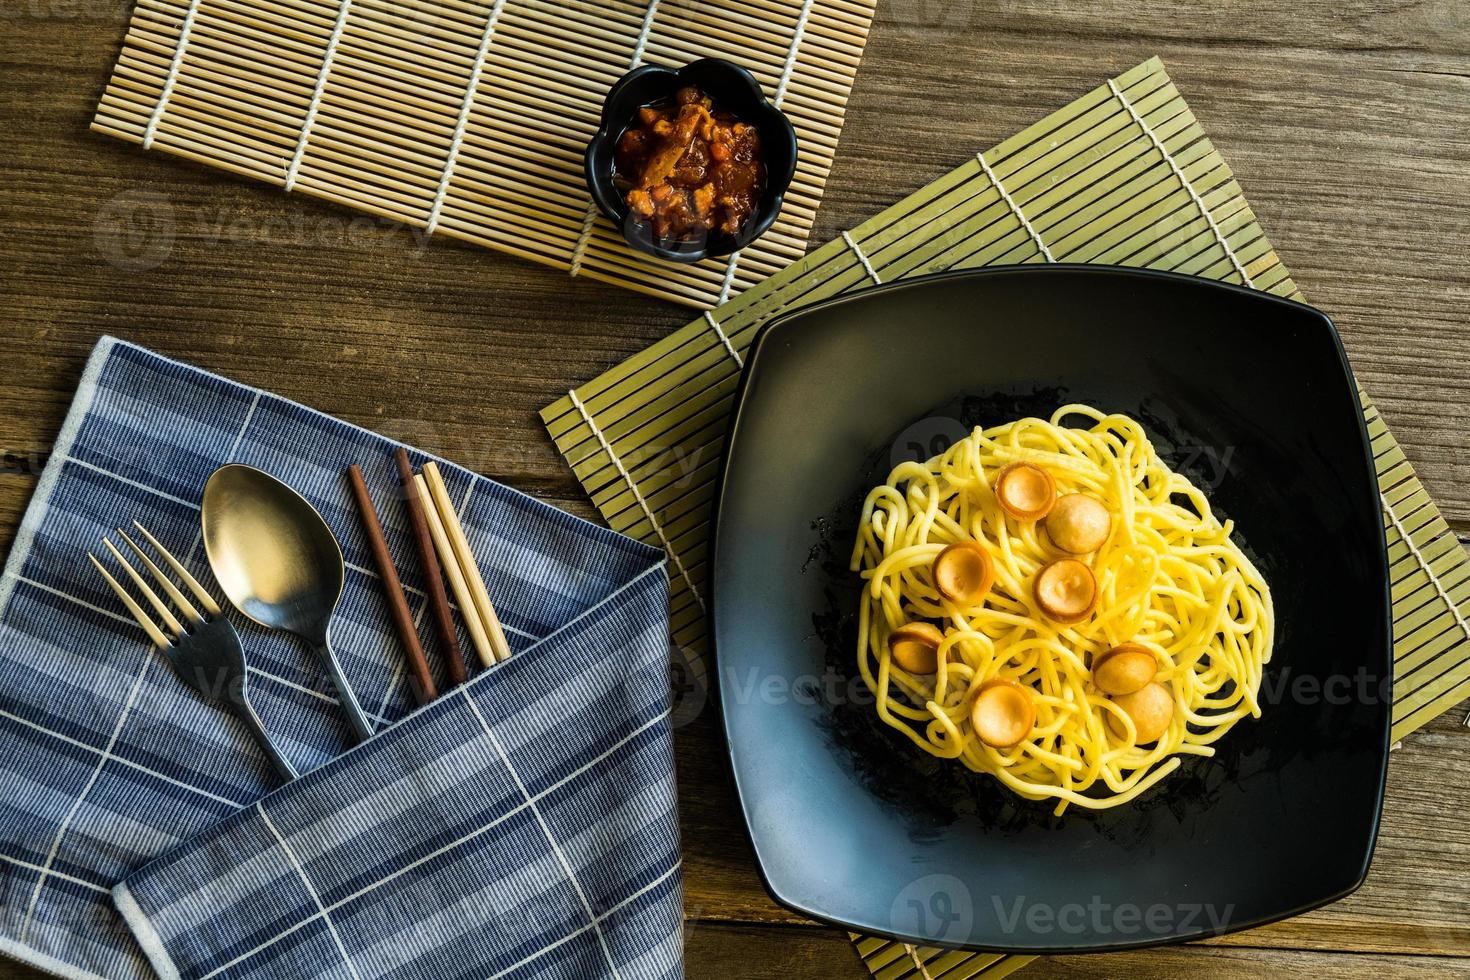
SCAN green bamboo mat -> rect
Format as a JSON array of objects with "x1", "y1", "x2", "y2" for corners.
[{"x1": 540, "y1": 55, "x2": 1470, "y2": 978}]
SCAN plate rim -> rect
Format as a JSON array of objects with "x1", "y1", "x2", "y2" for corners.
[{"x1": 710, "y1": 263, "x2": 1393, "y2": 954}]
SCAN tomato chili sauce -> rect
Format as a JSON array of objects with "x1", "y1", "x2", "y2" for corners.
[{"x1": 613, "y1": 86, "x2": 766, "y2": 245}]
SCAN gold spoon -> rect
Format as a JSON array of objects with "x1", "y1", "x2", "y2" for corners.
[{"x1": 201, "y1": 464, "x2": 374, "y2": 743}]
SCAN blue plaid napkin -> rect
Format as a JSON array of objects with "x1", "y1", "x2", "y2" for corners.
[{"x1": 0, "y1": 338, "x2": 682, "y2": 979}]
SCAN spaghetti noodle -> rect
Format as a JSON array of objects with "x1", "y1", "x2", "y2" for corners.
[{"x1": 851, "y1": 406, "x2": 1273, "y2": 814}]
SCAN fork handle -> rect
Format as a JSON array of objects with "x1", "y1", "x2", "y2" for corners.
[
  {"x1": 314, "y1": 639, "x2": 376, "y2": 744},
  {"x1": 238, "y1": 697, "x2": 298, "y2": 782}
]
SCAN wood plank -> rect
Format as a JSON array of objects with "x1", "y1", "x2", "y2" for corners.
[
  {"x1": 1023, "y1": 946, "x2": 1470, "y2": 980},
  {"x1": 685, "y1": 922, "x2": 1470, "y2": 979},
  {"x1": 20, "y1": 922, "x2": 1467, "y2": 980}
]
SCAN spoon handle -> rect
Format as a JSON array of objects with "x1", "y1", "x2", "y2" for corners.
[
  {"x1": 315, "y1": 639, "x2": 376, "y2": 743},
  {"x1": 237, "y1": 695, "x2": 299, "y2": 782}
]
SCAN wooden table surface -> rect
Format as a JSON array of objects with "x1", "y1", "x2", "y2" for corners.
[{"x1": 3, "y1": 1, "x2": 1469, "y2": 977}]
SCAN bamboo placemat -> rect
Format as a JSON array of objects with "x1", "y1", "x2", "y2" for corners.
[
  {"x1": 542, "y1": 55, "x2": 1470, "y2": 978},
  {"x1": 91, "y1": 0, "x2": 877, "y2": 307}
]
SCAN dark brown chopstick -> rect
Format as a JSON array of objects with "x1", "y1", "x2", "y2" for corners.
[
  {"x1": 347, "y1": 465, "x2": 438, "y2": 705},
  {"x1": 394, "y1": 447, "x2": 469, "y2": 686}
]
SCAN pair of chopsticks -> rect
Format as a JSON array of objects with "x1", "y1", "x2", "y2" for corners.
[
  {"x1": 345, "y1": 449, "x2": 512, "y2": 706},
  {"x1": 409, "y1": 456, "x2": 514, "y2": 669}
]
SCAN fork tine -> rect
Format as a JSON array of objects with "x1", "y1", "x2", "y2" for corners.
[
  {"x1": 89, "y1": 552, "x2": 170, "y2": 648},
  {"x1": 131, "y1": 521, "x2": 221, "y2": 616},
  {"x1": 117, "y1": 528, "x2": 201, "y2": 626},
  {"x1": 103, "y1": 538, "x2": 185, "y2": 638}
]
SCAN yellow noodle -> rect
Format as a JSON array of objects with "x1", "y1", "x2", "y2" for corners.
[{"x1": 851, "y1": 406, "x2": 1274, "y2": 815}]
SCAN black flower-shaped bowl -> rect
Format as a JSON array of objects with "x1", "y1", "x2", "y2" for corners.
[{"x1": 585, "y1": 58, "x2": 798, "y2": 263}]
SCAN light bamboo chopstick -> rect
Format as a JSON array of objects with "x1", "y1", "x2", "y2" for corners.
[
  {"x1": 413, "y1": 472, "x2": 496, "y2": 669},
  {"x1": 422, "y1": 462, "x2": 513, "y2": 665}
]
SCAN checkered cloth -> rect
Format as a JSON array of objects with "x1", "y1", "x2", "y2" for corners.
[{"x1": 0, "y1": 338, "x2": 682, "y2": 979}]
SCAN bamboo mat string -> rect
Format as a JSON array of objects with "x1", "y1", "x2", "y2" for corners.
[
  {"x1": 708, "y1": 0, "x2": 813, "y2": 295},
  {"x1": 143, "y1": 0, "x2": 206, "y2": 149},
  {"x1": 903, "y1": 945, "x2": 936, "y2": 980},
  {"x1": 703, "y1": 311, "x2": 743, "y2": 367},
  {"x1": 1105, "y1": 78, "x2": 1252, "y2": 286},
  {"x1": 425, "y1": 0, "x2": 508, "y2": 235},
  {"x1": 285, "y1": 0, "x2": 353, "y2": 192},
  {"x1": 702, "y1": 0, "x2": 828, "y2": 365},
  {"x1": 568, "y1": 0, "x2": 662, "y2": 277},
  {"x1": 841, "y1": 229, "x2": 882, "y2": 284},
  {"x1": 569, "y1": 388, "x2": 706, "y2": 613},
  {"x1": 774, "y1": 0, "x2": 816, "y2": 106},
  {"x1": 628, "y1": 0, "x2": 661, "y2": 67},
  {"x1": 716, "y1": 250, "x2": 742, "y2": 305},
  {"x1": 567, "y1": 214, "x2": 599, "y2": 276},
  {"x1": 977, "y1": 151, "x2": 1055, "y2": 262},
  {"x1": 567, "y1": 210, "x2": 601, "y2": 282}
]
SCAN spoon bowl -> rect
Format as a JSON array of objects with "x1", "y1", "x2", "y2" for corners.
[
  {"x1": 202, "y1": 464, "x2": 374, "y2": 742},
  {"x1": 203, "y1": 465, "x2": 344, "y2": 635}
]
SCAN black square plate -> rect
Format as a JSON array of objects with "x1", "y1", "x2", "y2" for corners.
[{"x1": 712, "y1": 266, "x2": 1391, "y2": 953}]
